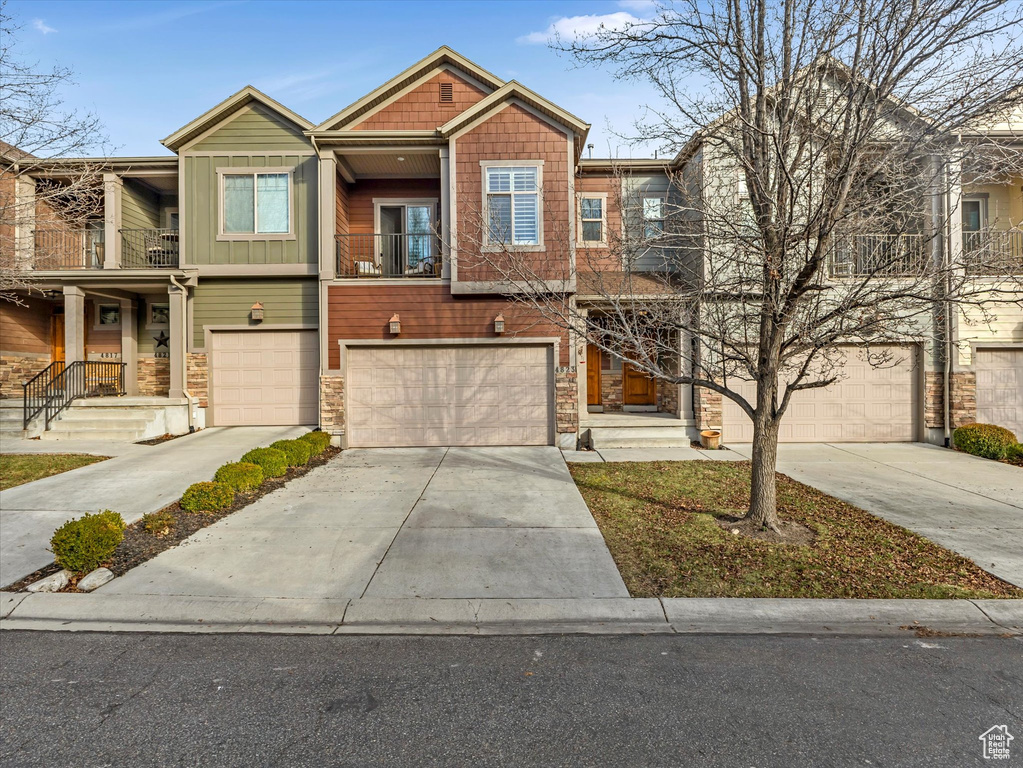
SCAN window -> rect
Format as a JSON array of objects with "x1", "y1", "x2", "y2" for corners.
[
  {"x1": 962, "y1": 198, "x2": 986, "y2": 233},
  {"x1": 148, "y1": 302, "x2": 169, "y2": 328},
  {"x1": 579, "y1": 194, "x2": 606, "y2": 245},
  {"x1": 97, "y1": 304, "x2": 120, "y2": 328},
  {"x1": 164, "y1": 208, "x2": 179, "y2": 230},
  {"x1": 642, "y1": 197, "x2": 664, "y2": 239},
  {"x1": 485, "y1": 165, "x2": 540, "y2": 246},
  {"x1": 220, "y1": 170, "x2": 291, "y2": 236}
]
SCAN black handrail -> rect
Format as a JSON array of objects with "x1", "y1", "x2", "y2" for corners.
[
  {"x1": 22, "y1": 361, "x2": 65, "y2": 429},
  {"x1": 25, "y1": 361, "x2": 127, "y2": 430}
]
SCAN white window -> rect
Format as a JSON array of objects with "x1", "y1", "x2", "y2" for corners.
[
  {"x1": 642, "y1": 197, "x2": 664, "y2": 240},
  {"x1": 578, "y1": 194, "x2": 607, "y2": 245},
  {"x1": 219, "y1": 169, "x2": 292, "y2": 237},
  {"x1": 485, "y1": 165, "x2": 541, "y2": 246}
]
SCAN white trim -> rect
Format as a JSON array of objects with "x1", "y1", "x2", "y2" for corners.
[
  {"x1": 183, "y1": 150, "x2": 316, "y2": 158},
  {"x1": 215, "y1": 166, "x2": 296, "y2": 241},
  {"x1": 577, "y1": 191, "x2": 608, "y2": 247},
  {"x1": 370, "y1": 197, "x2": 440, "y2": 235},
  {"x1": 480, "y1": 161, "x2": 544, "y2": 249},
  {"x1": 196, "y1": 263, "x2": 317, "y2": 277},
  {"x1": 163, "y1": 207, "x2": 179, "y2": 229}
]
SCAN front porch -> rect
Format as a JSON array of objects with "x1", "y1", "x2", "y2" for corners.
[{"x1": 579, "y1": 411, "x2": 696, "y2": 450}]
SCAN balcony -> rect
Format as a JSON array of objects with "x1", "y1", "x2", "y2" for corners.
[
  {"x1": 335, "y1": 233, "x2": 441, "y2": 278},
  {"x1": 120, "y1": 228, "x2": 179, "y2": 269},
  {"x1": 963, "y1": 229, "x2": 1023, "y2": 275},
  {"x1": 33, "y1": 228, "x2": 104, "y2": 270},
  {"x1": 827, "y1": 233, "x2": 929, "y2": 277}
]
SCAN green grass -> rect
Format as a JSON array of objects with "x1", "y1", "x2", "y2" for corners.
[
  {"x1": 571, "y1": 460, "x2": 1023, "y2": 599},
  {"x1": 0, "y1": 453, "x2": 108, "y2": 491}
]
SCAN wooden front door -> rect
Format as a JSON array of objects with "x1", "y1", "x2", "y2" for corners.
[
  {"x1": 623, "y1": 361, "x2": 656, "y2": 406},
  {"x1": 51, "y1": 312, "x2": 65, "y2": 363},
  {"x1": 586, "y1": 343, "x2": 602, "y2": 406}
]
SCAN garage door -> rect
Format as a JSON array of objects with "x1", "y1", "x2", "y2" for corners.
[
  {"x1": 722, "y1": 345, "x2": 918, "y2": 442},
  {"x1": 210, "y1": 330, "x2": 318, "y2": 426},
  {"x1": 975, "y1": 348, "x2": 1023, "y2": 440},
  {"x1": 346, "y1": 345, "x2": 552, "y2": 447}
]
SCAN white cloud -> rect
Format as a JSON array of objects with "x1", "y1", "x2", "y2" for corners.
[
  {"x1": 518, "y1": 12, "x2": 645, "y2": 45},
  {"x1": 32, "y1": 19, "x2": 57, "y2": 34}
]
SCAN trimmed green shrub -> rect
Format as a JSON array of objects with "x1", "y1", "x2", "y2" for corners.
[
  {"x1": 1006, "y1": 443, "x2": 1023, "y2": 466},
  {"x1": 953, "y1": 423, "x2": 1017, "y2": 460},
  {"x1": 270, "y1": 439, "x2": 313, "y2": 467},
  {"x1": 50, "y1": 510, "x2": 126, "y2": 575},
  {"x1": 180, "y1": 481, "x2": 235, "y2": 513},
  {"x1": 214, "y1": 461, "x2": 264, "y2": 492},
  {"x1": 142, "y1": 510, "x2": 175, "y2": 536},
  {"x1": 299, "y1": 430, "x2": 332, "y2": 454},
  {"x1": 240, "y1": 447, "x2": 288, "y2": 478}
]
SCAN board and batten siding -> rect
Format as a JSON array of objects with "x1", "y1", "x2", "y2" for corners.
[{"x1": 191, "y1": 278, "x2": 318, "y2": 349}]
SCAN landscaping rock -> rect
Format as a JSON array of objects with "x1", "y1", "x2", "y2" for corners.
[
  {"x1": 26, "y1": 570, "x2": 72, "y2": 593},
  {"x1": 77, "y1": 567, "x2": 115, "y2": 592}
]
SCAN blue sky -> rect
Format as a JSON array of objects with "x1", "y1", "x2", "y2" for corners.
[{"x1": 10, "y1": 0, "x2": 669, "y2": 158}]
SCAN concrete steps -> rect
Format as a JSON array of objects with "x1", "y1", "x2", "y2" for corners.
[
  {"x1": 0, "y1": 402, "x2": 25, "y2": 441},
  {"x1": 583, "y1": 420, "x2": 696, "y2": 449},
  {"x1": 40, "y1": 400, "x2": 166, "y2": 442}
]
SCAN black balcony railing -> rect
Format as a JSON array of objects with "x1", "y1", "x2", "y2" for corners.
[
  {"x1": 33, "y1": 228, "x2": 104, "y2": 270},
  {"x1": 120, "y1": 228, "x2": 179, "y2": 268},
  {"x1": 963, "y1": 229, "x2": 1023, "y2": 275},
  {"x1": 335, "y1": 233, "x2": 441, "y2": 278},
  {"x1": 23, "y1": 360, "x2": 125, "y2": 429},
  {"x1": 827, "y1": 233, "x2": 929, "y2": 277}
]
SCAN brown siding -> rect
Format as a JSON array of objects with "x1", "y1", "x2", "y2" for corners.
[
  {"x1": 335, "y1": 174, "x2": 349, "y2": 236},
  {"x1": 327, "y1": 284, "x2": 569, "y2": 368},
  {"x1": 353, "y1": 72, "x2": 487, "y2": 131},
  {"x1": 346, "y1": 178, "x2": 442, "y2": 235},
  {"x1": 85, "y1": 301, "x2": 121, "y2": 356},
  {"x1": 576, "y1": 173, "x2": 623, "y2": 273},
  {"x1": 454, "y1": 104, "x2": 571, "y2": 283},
  {"x1": 0, "y1": 296, "x2": 52, "y2": 354}
]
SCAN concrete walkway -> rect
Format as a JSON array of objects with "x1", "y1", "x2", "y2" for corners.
[
  {"x1": 0, "y1": 426, "x2": 306, "y2": 587},
  {"x1": 99, "y1": 447, "x2": 629, "y2": 601}
]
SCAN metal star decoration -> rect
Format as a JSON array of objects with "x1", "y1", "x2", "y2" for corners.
[{"x1": 154, "y1": 331, "x2": 170, "y2": 349}]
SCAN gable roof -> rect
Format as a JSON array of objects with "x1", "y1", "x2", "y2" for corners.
[
  {"x1": 162, "y1": 85, "x2": 314, "y2": 151},
  {"x1": 313, "y1": 46, "x2": 505, "y2": 131},
  {"x1": 439, "y1": 81, "x2": 590, "y2": 138}
]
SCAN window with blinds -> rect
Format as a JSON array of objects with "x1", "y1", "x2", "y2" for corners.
[{"x1": 486, "y1": 165, "x2": 540, "y2": 246}]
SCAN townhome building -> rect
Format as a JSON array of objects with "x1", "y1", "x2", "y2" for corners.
[{"x1": 0, "y1": 47, "x2": 1019, "y2": 448}]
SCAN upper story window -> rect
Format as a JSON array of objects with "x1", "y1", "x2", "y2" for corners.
[
  {"x1": 218, "y1": 168, "x2": 293, "y2": 239},
  {"x1": 484, "y1": 163, "x2": 541, "y2": 246},
  {"x1": 642, "y1": 197, "x2": 664, "y2": 239},
  {"x1": 578, "y1": 194, "x2": 607, "y2": 246}
]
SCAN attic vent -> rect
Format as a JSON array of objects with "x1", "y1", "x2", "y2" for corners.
[{"x1": 439, "y1": 82, "x2": 454, "y2": 103}]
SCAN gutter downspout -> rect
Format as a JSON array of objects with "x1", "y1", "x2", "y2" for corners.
[
  {"x1": 168, "y1": 274, "x2": 196, "y2": 433},
  {"x1": 943, "y1": 153, "x2": 954, "y2": 448}
]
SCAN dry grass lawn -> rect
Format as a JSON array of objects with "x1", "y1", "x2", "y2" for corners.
[{"x1": 0, "y1": 453, "x2": 108, "y2": 491}]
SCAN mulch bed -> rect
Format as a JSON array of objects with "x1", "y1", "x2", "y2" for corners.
[
  {"x1": 135, "y1": 433, "x2": 187, "y2": 446},
  {"x1": 2, "y1": 446, "x2": 341, "y2": 592}
]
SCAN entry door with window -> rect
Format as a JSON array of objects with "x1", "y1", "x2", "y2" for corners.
[
  {"x1": 962, "y1": 198, "x2": 987, "y2": 253},
  {"x1": 378, "y1": 204, "x2": 435, "y2": 277}
]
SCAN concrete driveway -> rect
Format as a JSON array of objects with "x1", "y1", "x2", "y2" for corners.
[
  {"x1": 0, "y1": 426, "x2": 306, "y2": 587},
  {"x1": 727, "y1": 442, "x2": 1023, "y2": 587},
  {"x1": 101, "y1": 447, "x2": 628, "y2": 600}
]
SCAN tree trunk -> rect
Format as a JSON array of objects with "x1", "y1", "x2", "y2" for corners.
[{"x1": 747, "y1": 400, "x2": 782, "y2": 531}]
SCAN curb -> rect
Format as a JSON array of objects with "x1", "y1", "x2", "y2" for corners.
[{"x1": 2, "y1": 592, "x2": 1021, "y2": 636}]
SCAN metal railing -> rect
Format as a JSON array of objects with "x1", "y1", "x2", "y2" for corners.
[
  {"x1": 335, "y1": 233, "x2": 441, "y2": 278},
  {"x1": 827, "y1": 233, "x2": 929, "y2": 277},
  {"x1": 120, "y1": 228, "x2": 180, "y2": 268},
  {"x1": 33, "y1": 228, "x2": 104, "y2": 270},
  {"x1": 23, "y1": 360, "x2": 126, "y2": 430},
  {"x1": 963, "y1": 229, "x2": 1023, "y2": 275}
]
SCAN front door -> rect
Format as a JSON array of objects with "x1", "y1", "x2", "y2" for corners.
[
  {"x1": 51, "y1": 312, "x2": 65, "y2": 363},
  {"x1": 586, "y1": 343, "x2": 602, "y2": 406},
  {"x1": 623, "y1": 361, "x2": 656, "y2": 406}
]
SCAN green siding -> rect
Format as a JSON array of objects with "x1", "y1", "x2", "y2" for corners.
[
  {"x1": 191, "y1": 278, "x2": 317, "y2": 348},
  {"x1": 121, "y1": 180, "x2": 161, "y2": 230},
  {"x1": 190, "y1": 103, "x2": 311, "y2": 152},
  {"x1": 183, "y1": 153, "x2": 317, "y2": 266},
  {"x1": 137, "y1": 295, "x2": 170, "y2": 355}
]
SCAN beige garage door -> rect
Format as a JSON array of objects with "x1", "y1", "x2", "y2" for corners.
[
  {"x1": 722, "y1": 345, "x2": 918, "y2": 442},
  {"x1": 346, "y1": 345, "x2": 552, "y2": 447},
  {"x1": 975, "y1": 348, "x2": 1023, "y2": 440},
  {"x1": 210, "y1": 330, "x2": 318, "y2": 426}
]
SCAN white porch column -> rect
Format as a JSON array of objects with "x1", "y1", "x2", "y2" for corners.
[
  {"x1": 63, "y1": 286, "x2": 86, "y2": 363},
  {"x1": 14, "y1": 175, "x2": 36, "y2": 268},
  {"x1": 103, "y1": 173, "x2": 122, "y2": 269},
  {"x1": 317, "y1": 151, "x2": 337, "y2": 280},
  {"x1": 168, "y1": 283, "x2": 186, "y2": 398},
  {"x1": 120, "y1": 298, "x2": 138, "y2": 396},
  {"x1": 439, "y1": 146, "x2": 451, "y2": 279}
]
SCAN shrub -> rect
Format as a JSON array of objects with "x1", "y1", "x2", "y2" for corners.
[
  {"x1": 953, "y1": 423, "x2": 1018, "y2": 460},
  {"x1": 180, "y1": 481, "x2": 235, "y2": 513},
  {"x1": 142, "y1": 510, "x2": 175, "y2": 536},
  {"x1": 299, "y1": 430, "x2": 332, "y2": 455},
  {"x1": 240, "y1": 447, "x2": 288, "y2": 478},
  {"x1": 1006, "y1": 443, "x2": 1023, "y2": 466},
  {"x1": 270, "y1": 439, "x2": 313, "y2": 467},
  {"x1": 214, "y1": 461, "x2": 264, "y2": 492},
  {"x1": 50, "y1": 510, "x2": 126, "y2": 575}
]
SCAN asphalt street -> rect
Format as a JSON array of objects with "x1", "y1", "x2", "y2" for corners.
[{"x1": 1, "y1": 632, "x2": 1021, "y2": 767}]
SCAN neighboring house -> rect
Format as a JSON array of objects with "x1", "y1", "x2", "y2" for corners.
[{"x1": 0, "y1": 47, "x2": 1018, "y2": 447}]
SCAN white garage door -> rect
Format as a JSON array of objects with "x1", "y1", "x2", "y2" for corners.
[
  {"x1": 975, "y1": 348, "x2": 1023, "y2": 440},
  {"x1": 210, "y1": 330, "x2": 318, "y2": 426},
  {"x1": 346, "y1": 345, "x2": 552, "y2": 447},
  {"x1": 722, "y1": 345, "x2": 919, "y2": 442}
]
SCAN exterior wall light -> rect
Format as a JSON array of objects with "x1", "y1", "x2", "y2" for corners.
[
  {"x1": 389, "y1": 313, "x2": 401, "y2": 334},
  {"x1": 494, "y1": 313, "x2": 505, "y2": 334},
  {"x1": 250, "y1": 302, "x2": 264, "y2": 322}
]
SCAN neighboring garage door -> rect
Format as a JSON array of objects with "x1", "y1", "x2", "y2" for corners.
[
  {"x1": 722, "y1": 345, "x2": 919, "y2": 442},
  {"x1": 209, "y1": 330, "x2": 318, "y2": 426},
  {"x1": 346, "y1": 344, "x2": 552, "y2": 447},
  {"x1": 975, "y1": 348, "x2": 1023, "y2": 440}
]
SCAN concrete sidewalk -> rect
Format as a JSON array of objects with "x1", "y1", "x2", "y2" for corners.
[{"x1": 0, "y1": 426, "x2": 306, "y2": 587}]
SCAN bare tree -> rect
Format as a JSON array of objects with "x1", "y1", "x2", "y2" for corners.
[
  {"x1": 0, "y1": 3, "x2": 108, "y2": 303},
  {"x1": 456, "y1": 0, "x2": 1023, "y2": 532}
]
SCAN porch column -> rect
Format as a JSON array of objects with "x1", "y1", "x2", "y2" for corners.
[
  {"x1": 318, "y1": 151, "x2": 337, "y2": 280},
  {"x1": 63, "y1": 286, "x2": 85, "y2": 363},
  {"x1": 13, "y1": 175, "x2": 35, "y2": 268},
  {"x1": 120, "y1": 298, "x2": 138, "y2": 396},
  {"x1": 439, "y1": 146, "x2": 451, "y2": 279},
  {"x1": 168, "y1": 283, "x2": 186, "y2": 398},
  {"x1": 103, "y1": 173, "x2": 122, "y2": 269}
]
